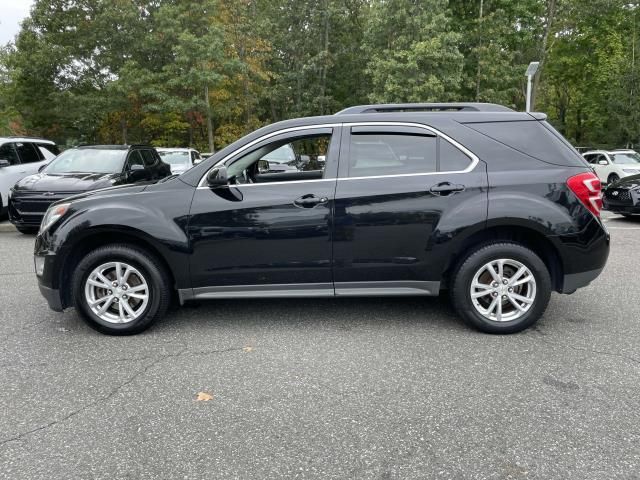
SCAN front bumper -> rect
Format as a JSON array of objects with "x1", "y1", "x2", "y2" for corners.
[{"x1": 38, "y1": 282, "x2": 63, "y2": 312}]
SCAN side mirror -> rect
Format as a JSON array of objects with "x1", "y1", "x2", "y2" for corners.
[
  {"x1": 128, "y1": 164, "x2": 147, "y2": 181},
  {"x1": 38, "y1": 163, "x2": 48, "y2": 173},
  {"x1": 0, "y1": 159, "x2": 10, "y2": 168},
  {"x1": 206, "y1": 166, "x2": 228, "y2": 187},
  {"x1": 598, "y1": 159, "x2": 608, "y2": 165}
]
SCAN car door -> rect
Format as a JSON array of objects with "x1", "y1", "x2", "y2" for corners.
[
  {"x1": 187, "y1": 126, "x2": 340, "y2": 296},
  {"x1": 0, "y1": 143, "x2": 30, "y2": 207},
  {"x1": 332, "y1": 123, "x2": 488, "y2": 296}
]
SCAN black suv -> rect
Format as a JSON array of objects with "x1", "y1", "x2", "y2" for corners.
[
  {"x1": 34, "y1": 103, "x2": 609, "y2": 335},
  {"x1": 10, "y1": 144, "x2": 171, "y2": 233}
]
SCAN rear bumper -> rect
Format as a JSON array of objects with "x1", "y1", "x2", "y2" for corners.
[{"x1": 561, "y1": 267, "x2": 604, "y2": 293}]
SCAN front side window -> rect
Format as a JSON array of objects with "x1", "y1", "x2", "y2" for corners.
[
  {"x1": 126, "y1": 151, "x2": 145, "y2": 169},
  {"x1": 0, "y1": 143, "x2": 19, "y2": 165},
  {"x1": 227, "y1": 133, "x2": 331, "y2": 184},
  {"x1": 140, "y1": 150, "x2": 157, "y2": 167},
  {"x1": 348, "y1": 131, "x2": 471, "y2": 177},
  {"x1": 45, "y1": 149, "x2": 127, "y2": 174}
]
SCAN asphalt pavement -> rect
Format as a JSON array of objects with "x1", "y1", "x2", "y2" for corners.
[{"x1": 1, "y1": 212, "x2": 639, "y2": 479}]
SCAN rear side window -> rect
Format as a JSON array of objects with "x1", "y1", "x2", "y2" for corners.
[
  {"x1": 465, "y1": 120, "x2": 588, "y2": 167},
  {"x1": 141, "y1": 150, "x2": 156, "y2": 166},
  {"x1": 348, "y1": 132, "x2": 472, "y2": 177},
  {"x1": 15, "y1": 142, "x2": 42, "y2": 163}
]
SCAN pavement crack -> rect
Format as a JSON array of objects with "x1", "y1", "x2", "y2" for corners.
[{"x1": 0, "y1": 344, "x2": 250, "y2": 447}]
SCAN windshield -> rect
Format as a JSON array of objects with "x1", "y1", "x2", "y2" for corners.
[
  {"x1": 158, "y1": 151, "x2": 192, "y2": 166},
  {"x1": 45, "y1": 149, "x2": 127, "y2": 174},
  {"x1": 612, "y1": 152, "x2": 640, "y2": 165},
  {"x1": 262, "y1": 144, "x2": 296, "y2": 164}
]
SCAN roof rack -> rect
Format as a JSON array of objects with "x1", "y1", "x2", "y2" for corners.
[{"x1": 335, "y1": 103, "x2": 514, "y2": 115}]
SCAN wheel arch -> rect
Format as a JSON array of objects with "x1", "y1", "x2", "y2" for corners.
[
  {"x1": 59, "y1": 226, "x2": 178, "y2": 309},
  {"x1": 443, "y1": 224, "x2": 564, "y2": 292}
]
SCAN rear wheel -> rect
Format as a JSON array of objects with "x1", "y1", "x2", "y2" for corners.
[
  {"x1": 72, "y1": 244, "x2": 171, "y2": 335},
  {"x1": 608, "y1": 173, "x2": 620, "y2": 184},
  {"x1": 451, "y1": 242, "x2": 551, "y2": 334}
]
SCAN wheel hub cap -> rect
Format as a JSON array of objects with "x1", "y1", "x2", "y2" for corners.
[{"x1": 470, "y1": 258, "x2": 537, "y2": 322}]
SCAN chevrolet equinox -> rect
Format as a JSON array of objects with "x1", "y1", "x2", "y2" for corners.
[{"x1": 34, "y1": 103, "x2": 610, "y2": 335}]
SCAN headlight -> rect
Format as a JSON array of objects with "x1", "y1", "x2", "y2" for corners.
[
  {"x1": 622, "y1": 169, "x2": 640, "y2": 174},
  {"x1": 40, "y1": 203, "x2": 71, "y2": 233}
]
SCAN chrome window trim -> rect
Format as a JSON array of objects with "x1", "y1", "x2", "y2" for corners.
[{"x1": 197, "y1": 121, "x2": 478, "y2": 188}]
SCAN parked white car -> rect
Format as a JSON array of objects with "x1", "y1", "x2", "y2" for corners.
[
  {"x1": 583, "y1": 149, "x2": 640, "y2": 184},
  {"x1": 0, "y1": 137, "x2": 60, "y2": 216},
  {"x1": 156, "y1": 148, "x2": 201, "y2": 175}
]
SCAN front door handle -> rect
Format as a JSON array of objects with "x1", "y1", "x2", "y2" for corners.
[
  {"x1": 429, "y1": 182, "x2": 465, "y2": 196},
  {"x1": 293, "y1": 194, "x2": 328, "y2": 208}
]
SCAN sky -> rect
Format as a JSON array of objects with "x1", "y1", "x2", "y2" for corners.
[{"x1": 0, "y1": 0, "x2": 34, "y2": 45}]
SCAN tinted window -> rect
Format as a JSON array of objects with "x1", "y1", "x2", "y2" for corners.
[
  {"x1": 45, "y1": 149, "x2": 127, "y2": 174},
  {"x1": 0, "y1": 143, "x2": 19, "y2": 165},
  {"x1": 440, "y1": 139, "x2": 472, "y2": 171},
  {"x1": 127, "y1": 151, "x2": 145, "y2": 169},
  {"x1": 466, "y1": 120, "x2": 588, "y2": 167},
  {"x1": 349, "y1": 133, "x2": 437, "y2": 177},
  {"x1": 15, "y1": 142, "x2": 42, "y2": 163},
  {"x1": 140, "y1": 150, "x2": 156, "y2": 167},
  {"x1": 37, "y1": 143, "x2": 60, "y2": 157}
]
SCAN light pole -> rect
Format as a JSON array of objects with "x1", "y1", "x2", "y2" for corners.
[{"x1": 525, "y1": 61, "x2": 540, "y2": 113}]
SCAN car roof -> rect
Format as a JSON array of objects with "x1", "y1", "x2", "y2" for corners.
[
  {"x1": 0, "y1": 137, "x2": 56, "y2": 144},
  {"x1": 156, "y1": 148, "x2": 196, "y2": 152},
  {"x1": 583, "y1": 149, "x2": 638, "y2": 155},
  {"x1": 75, "y1": 144, "x2": 153, "y2": 150}
]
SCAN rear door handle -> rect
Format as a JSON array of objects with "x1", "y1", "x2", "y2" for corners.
[
  {"x1": 293, "y1": 194, "x2": 329, "y2": 208},
  {"x1": 429, "y1": 182, "x2": 465, "y2": 196}
]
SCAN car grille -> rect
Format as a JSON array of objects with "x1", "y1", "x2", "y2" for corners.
[
  {"x1": 10, "y1": 191, "x2": 76, "y2": 224},
  {"x1": 604, "y1": 188, "x2": 633, "y2": 205}
]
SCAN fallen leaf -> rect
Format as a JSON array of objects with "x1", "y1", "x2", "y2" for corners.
[
  {"x1": 243, "y1": 346, "x2": 253, "y2": 352},
  {"x1": 195, "y1": 391, "x2": 214, "y2": 402}
]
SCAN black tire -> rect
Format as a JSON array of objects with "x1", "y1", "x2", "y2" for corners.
[
  {"x1": 72, "y1": 244, "x2": 171, "y2": 335},
  {"x1": 450, "y1": 242, "x2": 552, "y2": 334},
  {"x1": 608, "y1": 173, "x2": 620, "y2": 185}
]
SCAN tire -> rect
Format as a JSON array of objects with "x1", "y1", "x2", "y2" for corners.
[
  {"x1": 16, "y1": 226, "x2": 39, "y2": 234},
  {"x1": 450, "y1": 242, "x2": 552, "y2": 334},
  {"x1": 72, "y1": 244, "x2": 171, "y2": 335},
  {"x1": 608, "y1": 173, "x2": 620, "y2": 184}
]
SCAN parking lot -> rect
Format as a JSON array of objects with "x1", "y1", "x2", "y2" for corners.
[{"x1": 0, "y1": 212, "x2": 638, "y2": 479}]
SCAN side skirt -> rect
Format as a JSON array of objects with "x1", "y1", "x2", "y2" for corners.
[{"x1": 178, "y1": 281, "x2": 440, "y2": 304}]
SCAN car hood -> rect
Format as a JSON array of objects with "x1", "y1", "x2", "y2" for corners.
[
  {"x1": 12, "y1": 172, "x2": 123, "y2": 193},
  {"x1": 608, "y1": 173, "x2": 640, "y2": 189}
]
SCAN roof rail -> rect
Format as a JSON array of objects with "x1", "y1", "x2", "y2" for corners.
[{"x1": 335, "y1": 103, "x2": 514, "y2": 115}]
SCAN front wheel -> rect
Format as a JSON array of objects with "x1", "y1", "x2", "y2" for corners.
[
  {"x1": 451, "y1": 242, "x2": 551, "y2": 334},
  {"x1": 72, "y1": 244, "x2": 171, "y2": 335},
  {"x1": 608, "y1": 173, "x2": 620, "y2": 184}
]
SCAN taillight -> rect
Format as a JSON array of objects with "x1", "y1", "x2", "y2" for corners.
[{"x1": 567, "y1": 172, "x2": 602, "y2": 217}]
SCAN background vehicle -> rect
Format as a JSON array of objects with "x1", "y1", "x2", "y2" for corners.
[
  {"x1": 583, "y1": 149, "x2": 640, "y2": 184},
  {"x1": 9, "y1": 144, "x2": 170, "y2": 233},
  {"x1": 34, "y1": 103, "x2": 609, "y2": 336},
  {"x1": 157, "y1": 147, "x2": 201, "y2": 175},
  {"x1": 603, "y1": 174, "x2": 640, "y2": 217},
  {"x1": 0, "y1": 137, "x2": 59, "y2": 217}
]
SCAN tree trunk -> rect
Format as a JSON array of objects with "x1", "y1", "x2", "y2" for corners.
[
  {"x1": 475, "y1": 0, "x2": 484, "y2": 101},
  {"x1": 121, "y1": 116, "x2": 127, "y2": 145},
  {"x1": 204, "y1": 84, "x2": 215, "y2": 153},
  {"x1": 319, "y1": 0, "x2": 330, "y2": 114},
  {"x1": 532, "y1": 0, "x2": 557, "y2": 110}
]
